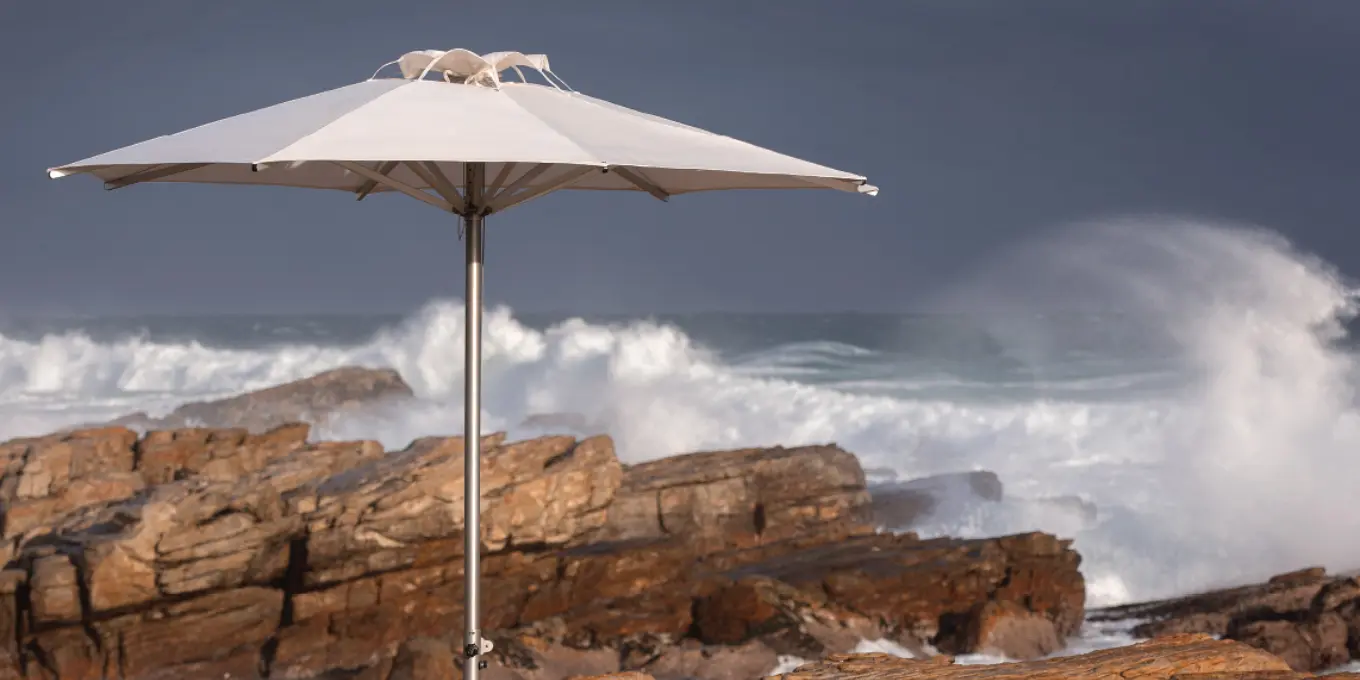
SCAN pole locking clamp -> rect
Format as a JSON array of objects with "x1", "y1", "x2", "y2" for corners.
[{"x1": 464, "y1": 637, "x2": 494, "y2": 658}]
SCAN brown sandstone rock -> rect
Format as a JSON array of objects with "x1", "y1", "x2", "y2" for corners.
[
  {"x1": 1098, "y1": 568, "x2": 1360, "y2": 671},
  {"x1": 643, "y1": 639, "x2": 779, "y2": 680},
  {"x1": 566, "y1": 674, "x2": 655, "y2": 680},
  {"x1": 601, "y1": 443, "x2": 871, "y2": 550},
  {"x1": 693, "y1": 576, "x2": 886, "y2": 659},
  {"x1": 952, "y1": 600, "x2": 1060, "y2": 661},
  {"x1": 0, "y1": 424, "x2": 314, "y2": 543},
  {"x1": 0, "y1": 427, "x2": 142, "y2": 539},
  {"x1": 0, "y1": 570, "x2": 24, "y2": 679},
  {"x1": 388, "y1": 637, "x2": 458, "y2": 680},
  {"x1": 28, "y1": 554, "x2": 81, "y2": 625},
  {"x1": 711, "y1": 531, "x2": 1085, "y2": 647},
  {"x1": 269, "y1": 434, "x2": 629, "y2": 677},
  {"x1": 135, "y1": 422, "x2": 310, "y2": 484},
  {"x1": 297, "y1": 433, "x2": 610, "y2": 588},
  {"x1": 113, "y1": 366, "x2": 413, "y2": 432},
  {"x1": 485, "y1": 632, "x2": 623, "y2": 680},
  {"x1": 1228, "y1": 613, "x2": 1351, "y2": 672},
  {"x1": 763, "y1": 634, "x2": 1292, "y2": 679},
  {"x1": 1271, "y1": 567, "x2": 1328, "y2": 586}
]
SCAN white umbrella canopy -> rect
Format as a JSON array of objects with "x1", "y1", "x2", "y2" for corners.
[
  {"x1": 48, "y1": 48, "x2": 876, "y2": 209},
  {"x1": 46, "y1": 48, "x2": 875, "y2": 678}
]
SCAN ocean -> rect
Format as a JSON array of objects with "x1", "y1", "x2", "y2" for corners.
[{"x1": 2, "y1": 220, "x2": 1359, "y2": 662}]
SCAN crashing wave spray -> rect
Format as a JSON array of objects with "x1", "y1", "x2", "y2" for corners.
[{"x1": 927, "y1": 218, "x2": 1360, "y2": 602}]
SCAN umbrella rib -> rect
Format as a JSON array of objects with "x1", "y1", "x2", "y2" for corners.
[
  {"x1": 405, "y1": 161, "x2": 467, "y2": 215},
  {"x1": 490, "y1": 166, "x2": 599, "y2": 213},
  {"x1": 332, "y1": 161, "x2": 453, "y2": 213},
  {"x1": 104, "y1": 163, "x2": 210, "y2": 190},
  {"x1": 487, "y1": 163, "x2": 517, "y2": 197},
  {"x1": 488, "y1": 163, "x2": 553, "y2": 206},
  {"x1": 610, "y1": 167, "x2": 670, "y2": 202},
  {"x1": 355, "y1": 161, "x2": 399, "y2": 201}
]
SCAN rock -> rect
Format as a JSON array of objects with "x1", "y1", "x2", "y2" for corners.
[
  {"x1": 136, "y1": 422, "x2": 310, "y2": 484},
  {"x1": 0, "y1": 570, "x2": 25, "y2": 676},
  {"x1": 601, "y1": 444, "x2": 871, "y2": 550},
  {"x1": 869, "y1": 470, "x2": 1002, "y2": 530},
  {"x1": 950, "y1": 600, "x2": 1061, "y2": 660},
  {"x1": 643, "y1": 639, "x2": 779, "y2": 680},
  {"x1": 693, "y1": 576, "x2": 885, "y2": 659},
  {"x1": 763, "y1": 634, "x2": 1293, "y2": 679},
  {"x1": 488, "y1": 633, "x2": 624, "y2": 680},
  {"x1": 20, "y1": 586, "x2": 282, "y2": 680},
  {"x1": 693, "y1": 578, "x2": 786, "y2": 645},
  {"x1": 1311, "y1": 576, "x2": 1360, "y2": 618},
  {"x1": 0, "y1": 426, "x2": 142, "y2": 539},
  {"x1": 0, "y1": 424, "x2": 314, "y2": 542},
  {"x1": 297, "y1": 433, "x2": 613, "y2": 588},
  {"x1": 388, "y1": 637, "x2": 458, "y2": 680},
  {"x1": 270, "y1": 434, "x2": 627, "y2": 677},
  {"x1": 29, "y1": 554, "x2": 82, "y2": 625},
  {"x1": 110, "y1": 588, "x2": 281, "y2": 680},
  {"x1": 7, "y1": 435, "x2": 387, "y2": 623},
  {"x1": 711, "y1": 531, "x2": 1085, "y2": 646},
  {"x1": 1096, "y1": 568, "x2": 1360, "y2": 672},
  {"x1": 1270, "y1": 567, "x2": 1328, "y2": 586},
  {"x1": 567, "y1": 674, "x2": 656, "y2": 680},
  {"x1": 113, "y1": 366, "x2": 413, "y2": 432},
  {"x1": 1228, "y1": 613, "x2": 1351, "y2": 672}
]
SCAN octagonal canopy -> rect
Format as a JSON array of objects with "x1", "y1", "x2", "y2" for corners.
[{"x1": 47, "y1": 48, "x2": 876, "y2": 215}]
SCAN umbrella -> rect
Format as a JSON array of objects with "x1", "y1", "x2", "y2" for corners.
[{"x1": 47, "y1": 48, "x2": 876, "y2": 677}]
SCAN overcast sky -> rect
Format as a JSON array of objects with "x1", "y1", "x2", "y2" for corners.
[{"x1": 1, "y1": 1, "x2": 1357, "y2": 315}]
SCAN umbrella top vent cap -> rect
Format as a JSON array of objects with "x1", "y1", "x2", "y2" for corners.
[{"x1": 372, "y1": 49, "x2": 571, "y2": 91}]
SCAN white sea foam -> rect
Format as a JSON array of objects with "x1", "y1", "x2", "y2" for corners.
[{"x1": 1, "y1": 219, "x2": 1356, "y2": 610}]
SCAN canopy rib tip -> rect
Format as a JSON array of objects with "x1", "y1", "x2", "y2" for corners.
[{"x1": 612, "y1": 167, "x2": 670, "y2": 202}]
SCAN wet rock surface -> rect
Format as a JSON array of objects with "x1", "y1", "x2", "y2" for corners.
[{"x1": 1094, "y1": 567, "x2": 1360, "y2": 672}]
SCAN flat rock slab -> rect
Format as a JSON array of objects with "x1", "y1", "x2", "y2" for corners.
[{"x1": 765, "y1": 634, "x2": 1294, "y2": 679}]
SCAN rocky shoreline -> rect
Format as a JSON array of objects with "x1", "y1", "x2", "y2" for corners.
[{"x1": 0, "y1": 367, "x2": 1356, "y2": 679}]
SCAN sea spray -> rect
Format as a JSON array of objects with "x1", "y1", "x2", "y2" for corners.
[{"x1": 923, "y1": 218, "x2": 1360, "y2": 601}]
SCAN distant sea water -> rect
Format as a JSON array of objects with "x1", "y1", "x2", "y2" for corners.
[{"x1": 3, "y1": 219, "x2": 1359, "y2": 664}]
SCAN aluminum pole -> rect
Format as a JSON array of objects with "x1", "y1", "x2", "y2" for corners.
[{"x1": 463, "y1": 162, "x2": 489, "y2": 678}]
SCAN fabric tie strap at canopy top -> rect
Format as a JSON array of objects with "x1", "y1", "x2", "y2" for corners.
[{"x1": 373, "y1": 49, "x2": 568, "y2": 91}]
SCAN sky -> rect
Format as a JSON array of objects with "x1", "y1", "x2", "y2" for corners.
[{"x1": 1, "y1": 1, "x2": 1358, "y2": 315}]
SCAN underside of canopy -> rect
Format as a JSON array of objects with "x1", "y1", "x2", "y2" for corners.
[{"x1": 48, "y1": 55, "x2": 876, "y2": 215}]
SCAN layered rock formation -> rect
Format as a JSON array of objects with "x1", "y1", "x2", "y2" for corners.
[
  {"x1": 1093, "y1": 567, "x2": 1360, "y2": 672},
  {"x1": 109, "y1": 366, "x2": 413, "y2": 432},
  {"x1": 0, "y1": 419, "x2": 1086, "y2": 680}
]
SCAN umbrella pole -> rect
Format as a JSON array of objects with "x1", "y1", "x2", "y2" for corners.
[{"x1": 463, "y1": 162, "x2": 489, "y2": 677}]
